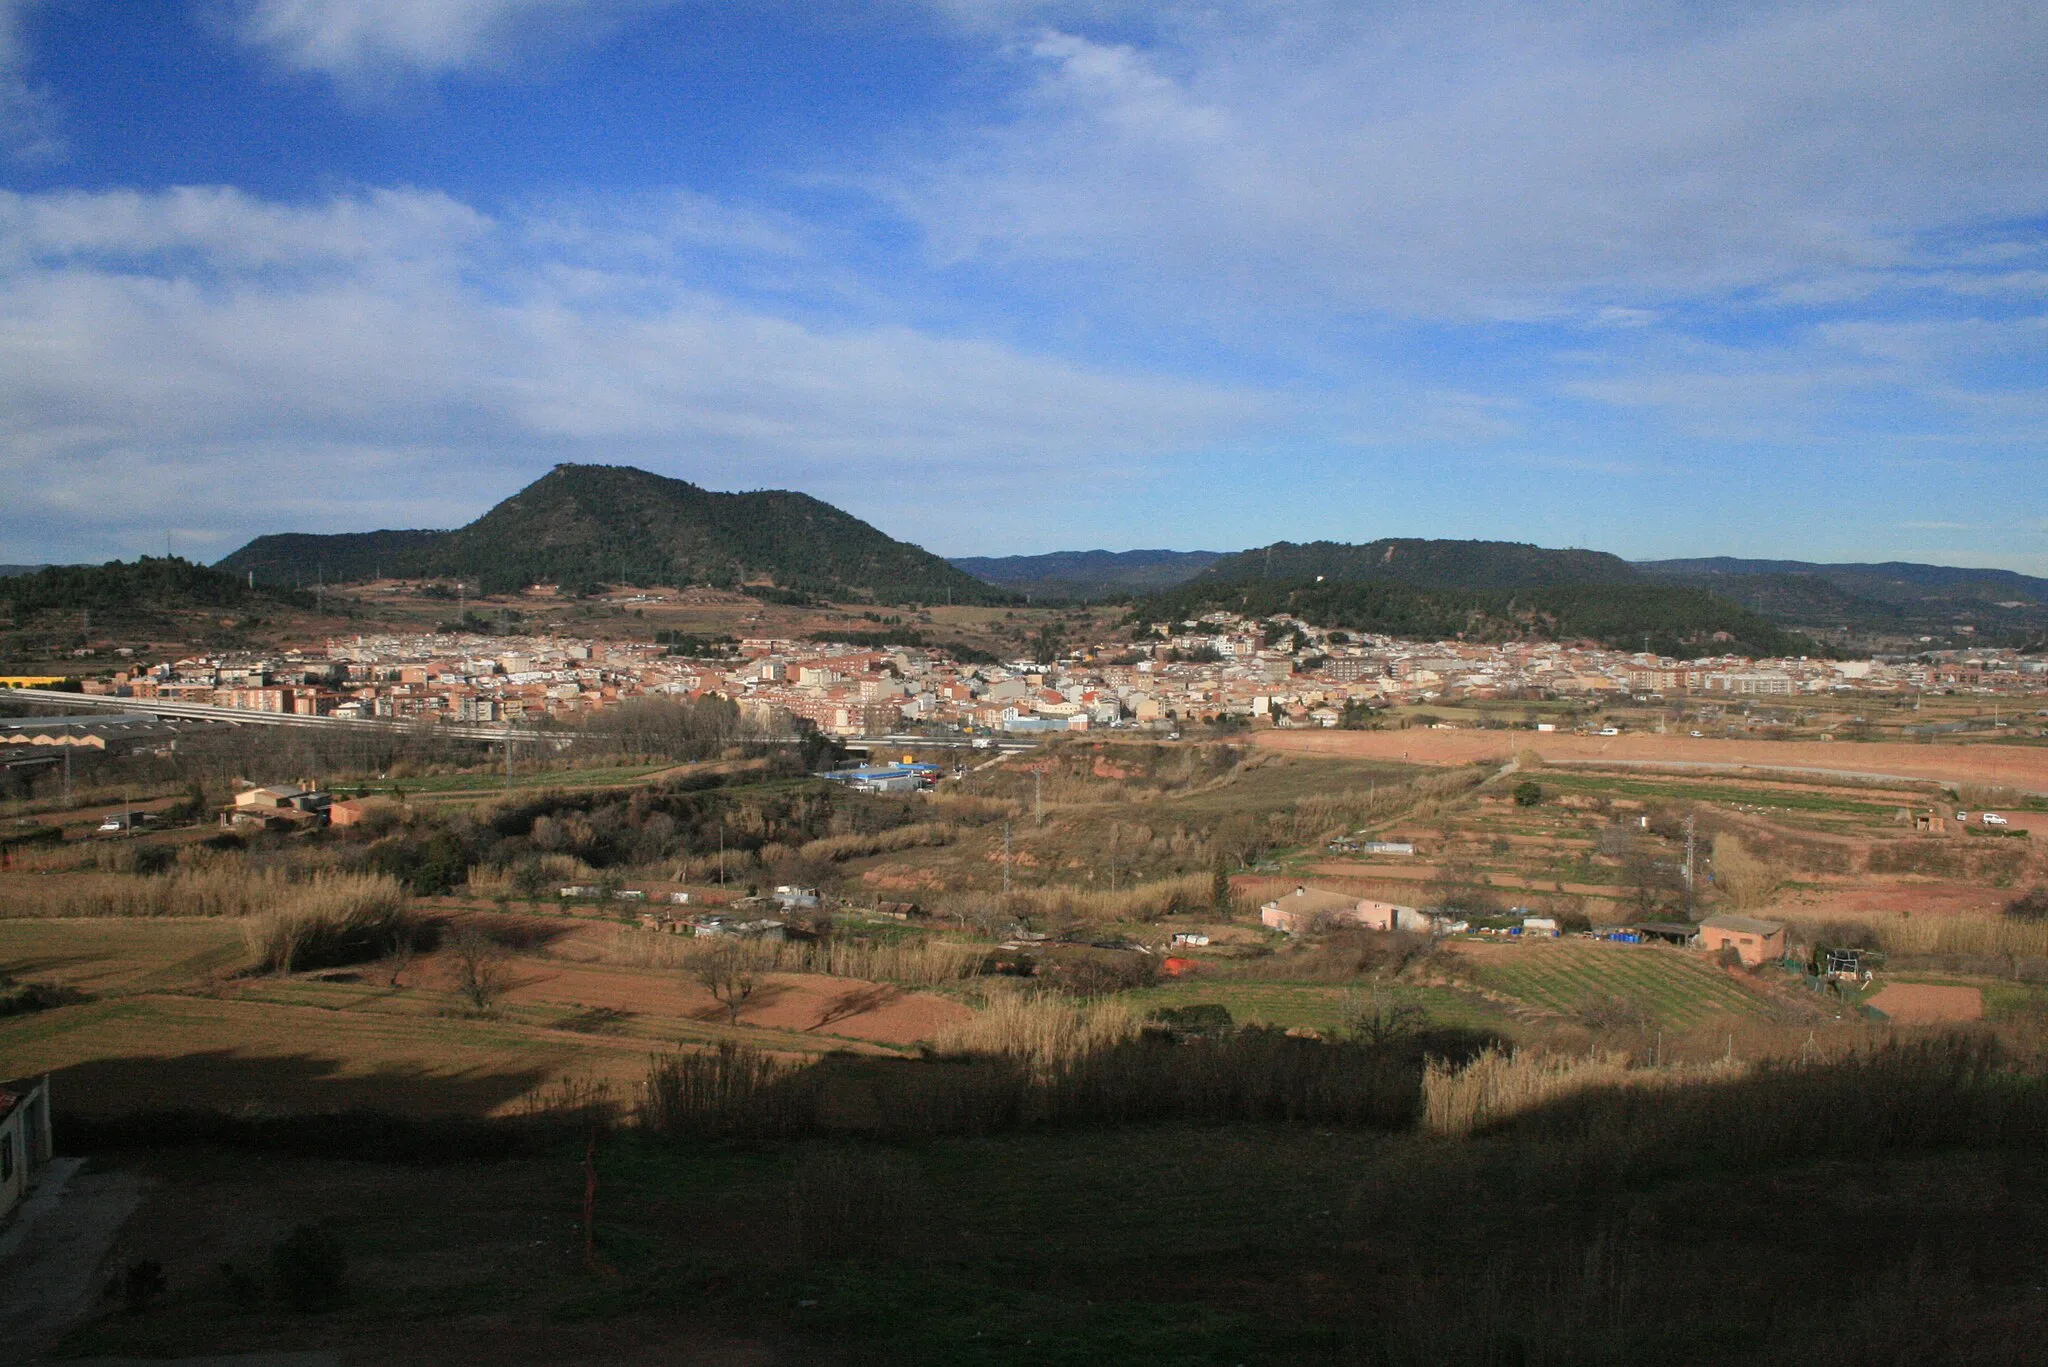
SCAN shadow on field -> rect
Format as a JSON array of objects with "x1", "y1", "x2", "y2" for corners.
[{"x1": 45, "y1": 1048, "x2": 554, "y2": 1121}]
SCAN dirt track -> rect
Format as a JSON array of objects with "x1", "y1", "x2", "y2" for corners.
[{"x1": 1257, "y1": 728, "x2": 2048, "y2": 792}]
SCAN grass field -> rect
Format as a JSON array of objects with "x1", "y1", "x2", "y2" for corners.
[
  {"x1": 0, "y1": 917, "x2": 245, "y2": 994},
  {"x1": 1456, "y1": 939, "x2": 1772, "y2": 1027},
  {"x1": 352, "y1": 762, "x2": 679, "y2": 798}
]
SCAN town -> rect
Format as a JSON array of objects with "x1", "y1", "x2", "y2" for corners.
[{"x1": 42, "y1": 600, "x2": 2048, "y2": 743}]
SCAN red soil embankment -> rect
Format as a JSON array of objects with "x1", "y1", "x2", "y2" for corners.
[{"x1": 1258, "y1": 728, "x2": 2048, "y2": 792}]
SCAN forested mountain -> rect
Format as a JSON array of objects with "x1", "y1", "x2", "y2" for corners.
[
  {"x1": 0, "y1": 565, "x2": 51, "y2": 578},
  {"x1": 1636, "y1": 556, "x2": 2048, "y2": 604},
  {"x1": 1195, "y1": 539, "x2": 1640, "y2": 591},
  {"x1": 214, "y1": 530, "x2": 447, "y2": 587},
  {"x1": 1137, "y1": 575, "x2": 1819, "y2": 659},
  {"x1": 1139, "y1": 537, "x2": 1819, "y2": 657},
  {"x1": 0, "y1": 557, "x2": 310, "y2": 621},
  {"x1": 218, "y1": 465, "x2": 1008, "y2": 604},
  {"x1": 950, "y1": 549, "x2": 1224, "y2": 599}
]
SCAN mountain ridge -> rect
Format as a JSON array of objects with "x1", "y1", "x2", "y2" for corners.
[
  {"x1": 217, "y1": 465, "x2": 1007, "y2": 605},
  {"x1": 950, "y1": 549, "x2": 1225, "y2": 598}
]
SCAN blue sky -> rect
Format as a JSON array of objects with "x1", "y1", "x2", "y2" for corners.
[{"x1": 1, "y1": 1, "x2": 2044, "y2": 571}]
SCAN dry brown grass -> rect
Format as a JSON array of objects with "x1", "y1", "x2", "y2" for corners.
[
  {"x1": 930, "y1": 989, "x2": 1142, "y2": 1075},
  {"x1": 1423, "y1": 1046, "x2": 1743, "y2": 1138},
  {"x1": 241, "y1": 873, "x2": 412, "y2": 974},
  {"x1": 797, "y1": 823, "x2": 958, "y2": 864},
  {"x1": 1003, "y1": 872, "x2": 1213, "y2": 923},
  {"x1": 1869, "y1": 912, "x2": 2048, "y2": 958},
  {"x1": 1712, "y1": 833, "x2": 1782, "y2": 911}
]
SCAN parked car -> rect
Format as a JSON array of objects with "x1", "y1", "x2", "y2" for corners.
[
  {"x1": 1983, "y1": 813, "x2": 2010, "y2": 827},
  {"x1": 1689, "y1": 730, "x2": 1703, "y2": 737},
  {"x1": 1597, "y1": 727, "x2": 1620, "y2": 736},
  {"x1": 1957, "y1": 811, "x2": 1970, "y2": 821}
]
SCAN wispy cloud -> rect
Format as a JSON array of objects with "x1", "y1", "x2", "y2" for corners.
[
  {"x1": 898, "y1": 2, "x2": 2048, "y2": 320},
  {"x1": 230, "y1": 0, "x2": 674, "y2": 77},
  {"x1": 0, "y1": 0, "x2": 62, "y2": 162},
  {"x1": 0, "y1": 184, "x2": 1269, "y2": 561}
]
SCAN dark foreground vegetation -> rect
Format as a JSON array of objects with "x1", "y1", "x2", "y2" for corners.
[{"x1": 54, "y1": 1028, "x2": 2048, "y2": 1366}]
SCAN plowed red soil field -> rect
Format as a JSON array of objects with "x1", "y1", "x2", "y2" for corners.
[{"x1": 1258, "y1": 728, "x2": 2048, "y2": 791}]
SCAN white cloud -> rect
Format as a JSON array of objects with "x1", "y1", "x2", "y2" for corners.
[
  {"x1": 0, "y1": 184, "x2": 1267, "y2": 560},
  {"x1": 231, "y1": 0, "x2": 672, "y2": 76},
  {"x1": 900, "y1": 1, "x2": 2048, "y2": 319}
]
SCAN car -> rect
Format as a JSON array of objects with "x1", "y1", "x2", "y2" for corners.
[
  {"x1": 1689, "y1": 730, "x2": 1703, "y2": 738},
  {"x1": 1984, "y1": 813, "x2": 2010, "y2": 827},
  {"x1": 1956, "y1": 811, "x2": 1970, "y2": 822},
  {"x1": 1597, "y1": 727, "x2": 1620, "y2": 736},
  {"x1": 97, "y1": 817, "x2": 125, "y2": 833}
]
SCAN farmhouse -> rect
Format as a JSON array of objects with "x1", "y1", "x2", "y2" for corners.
[
  {"x1": 1698, "y1": 914, "x2": 1787, "y2": 966},
  {"x1": 1259, "y1": 885, "x2": 1424, "y2": 934}
]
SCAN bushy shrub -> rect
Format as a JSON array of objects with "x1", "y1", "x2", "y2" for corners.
[
  {"x1": 242, "y1": 873, "x2": 412, "y2": 974},
  {"x1": 2005, "y1": 887, "x2": 2048, "y2": 923}
]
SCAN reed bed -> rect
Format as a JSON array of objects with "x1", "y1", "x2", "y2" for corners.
[
  {"x1": 241, "y1": 872, "x2": 413, "y2": 974},
  {"x1": 592, "y1": 924, "x2": 986, "y2": 987},
  {"x1": 1423, "y1": 1047, "x2": 1743, "y2": 1138},
  {"x1": 931, "y1": 991, "x2": 1142, "y2": 1076},
  {"x1": 1003, "y1": 872, "x2": 1214, "y2": 923},
  {"x1": 1868, "y1": 912, "x2": 2048, "y2": 958},
  {"x1": 639, "y1": 1027, "x2": 1433, "y2": 1141},
  {"x1": 797, "y1": 822, "x2": 958, "y2": 864}
]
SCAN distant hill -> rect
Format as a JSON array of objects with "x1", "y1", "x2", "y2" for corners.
[
  {"x1": 218, "y1": 465, "x2": 1008, "y2": 604},
  {"x1": 214, "y1": 530, "x2": 448, "y2": 587},
  {"x1": 0, "y1": 565, "x2": 52, "y2": 578},
  {"x1": 950, "y1": 549, "x2": 1224, "y2": 599},
  {"x1": 1196, "y1": 539, "x2": 1640, "y2": 592},
  {"x1": 1636, "y1": 557, "x2": 2048, "y2": 606},
  {"x1": 1143, "y1": 538, "x2": 1818, "y2": 658},
  {"x1": 1, "y1": 557, "x2": 310, "y2": 621}
]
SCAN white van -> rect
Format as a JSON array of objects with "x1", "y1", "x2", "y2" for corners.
[{"x1": 1983, "y1": 813, "x2": 2009, "y2": 827}]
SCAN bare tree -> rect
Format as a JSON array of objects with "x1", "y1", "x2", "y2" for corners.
[
  {"x1": 692, "y1": 943, "x2": 759, "y2": 1025},
  {"x1": 383, "y1": 922, "x2": 420, "y2": 989},
  {"x1": 447, "y1": 922, "x2": 509, "y2": 1012}
]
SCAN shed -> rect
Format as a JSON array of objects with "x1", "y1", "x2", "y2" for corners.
[{"x1": 1698, "y1": 914, "x2": 1787, "y2": 966}]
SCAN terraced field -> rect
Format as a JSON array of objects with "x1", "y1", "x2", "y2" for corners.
[{"x1": 1458, "y1": 939, "x2": 1771, "y2": 1027}]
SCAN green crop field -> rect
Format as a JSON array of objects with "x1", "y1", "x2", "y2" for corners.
[{"x1": 1460, "y1": 940, "x2": 1770, "y2": 1027}]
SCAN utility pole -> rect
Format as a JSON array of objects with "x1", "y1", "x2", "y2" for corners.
[
  {"x1": 1683, "y1": 813, "x2": 1697, "y2": 911},
  {"x1": 1034, "y1": 770, "x2": 1043, "y2": 826},
  {"x1": 1002, "y1": 820, "x2": 1011, "y2": 896},
  {"x1": 62, "y1": 724, "x2": 73, "y2": 804}
]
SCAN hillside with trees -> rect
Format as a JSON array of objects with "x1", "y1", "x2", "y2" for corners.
[
  {"x1": 1137, "y1": 573, "x2": 1820, "y2": 658},
  {"x1": 1195, "y1": 539, "x2": 1641, "y2": 592},
  {"x1": 1, "y1": 557, "x2": 310, "y2": 622},
  {"x1": 950, "y1": 549, "x2": 1225, "y2": 600},
  {"x1": 217, "y1": 464, "x2": 1009, "y2": 605}
]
